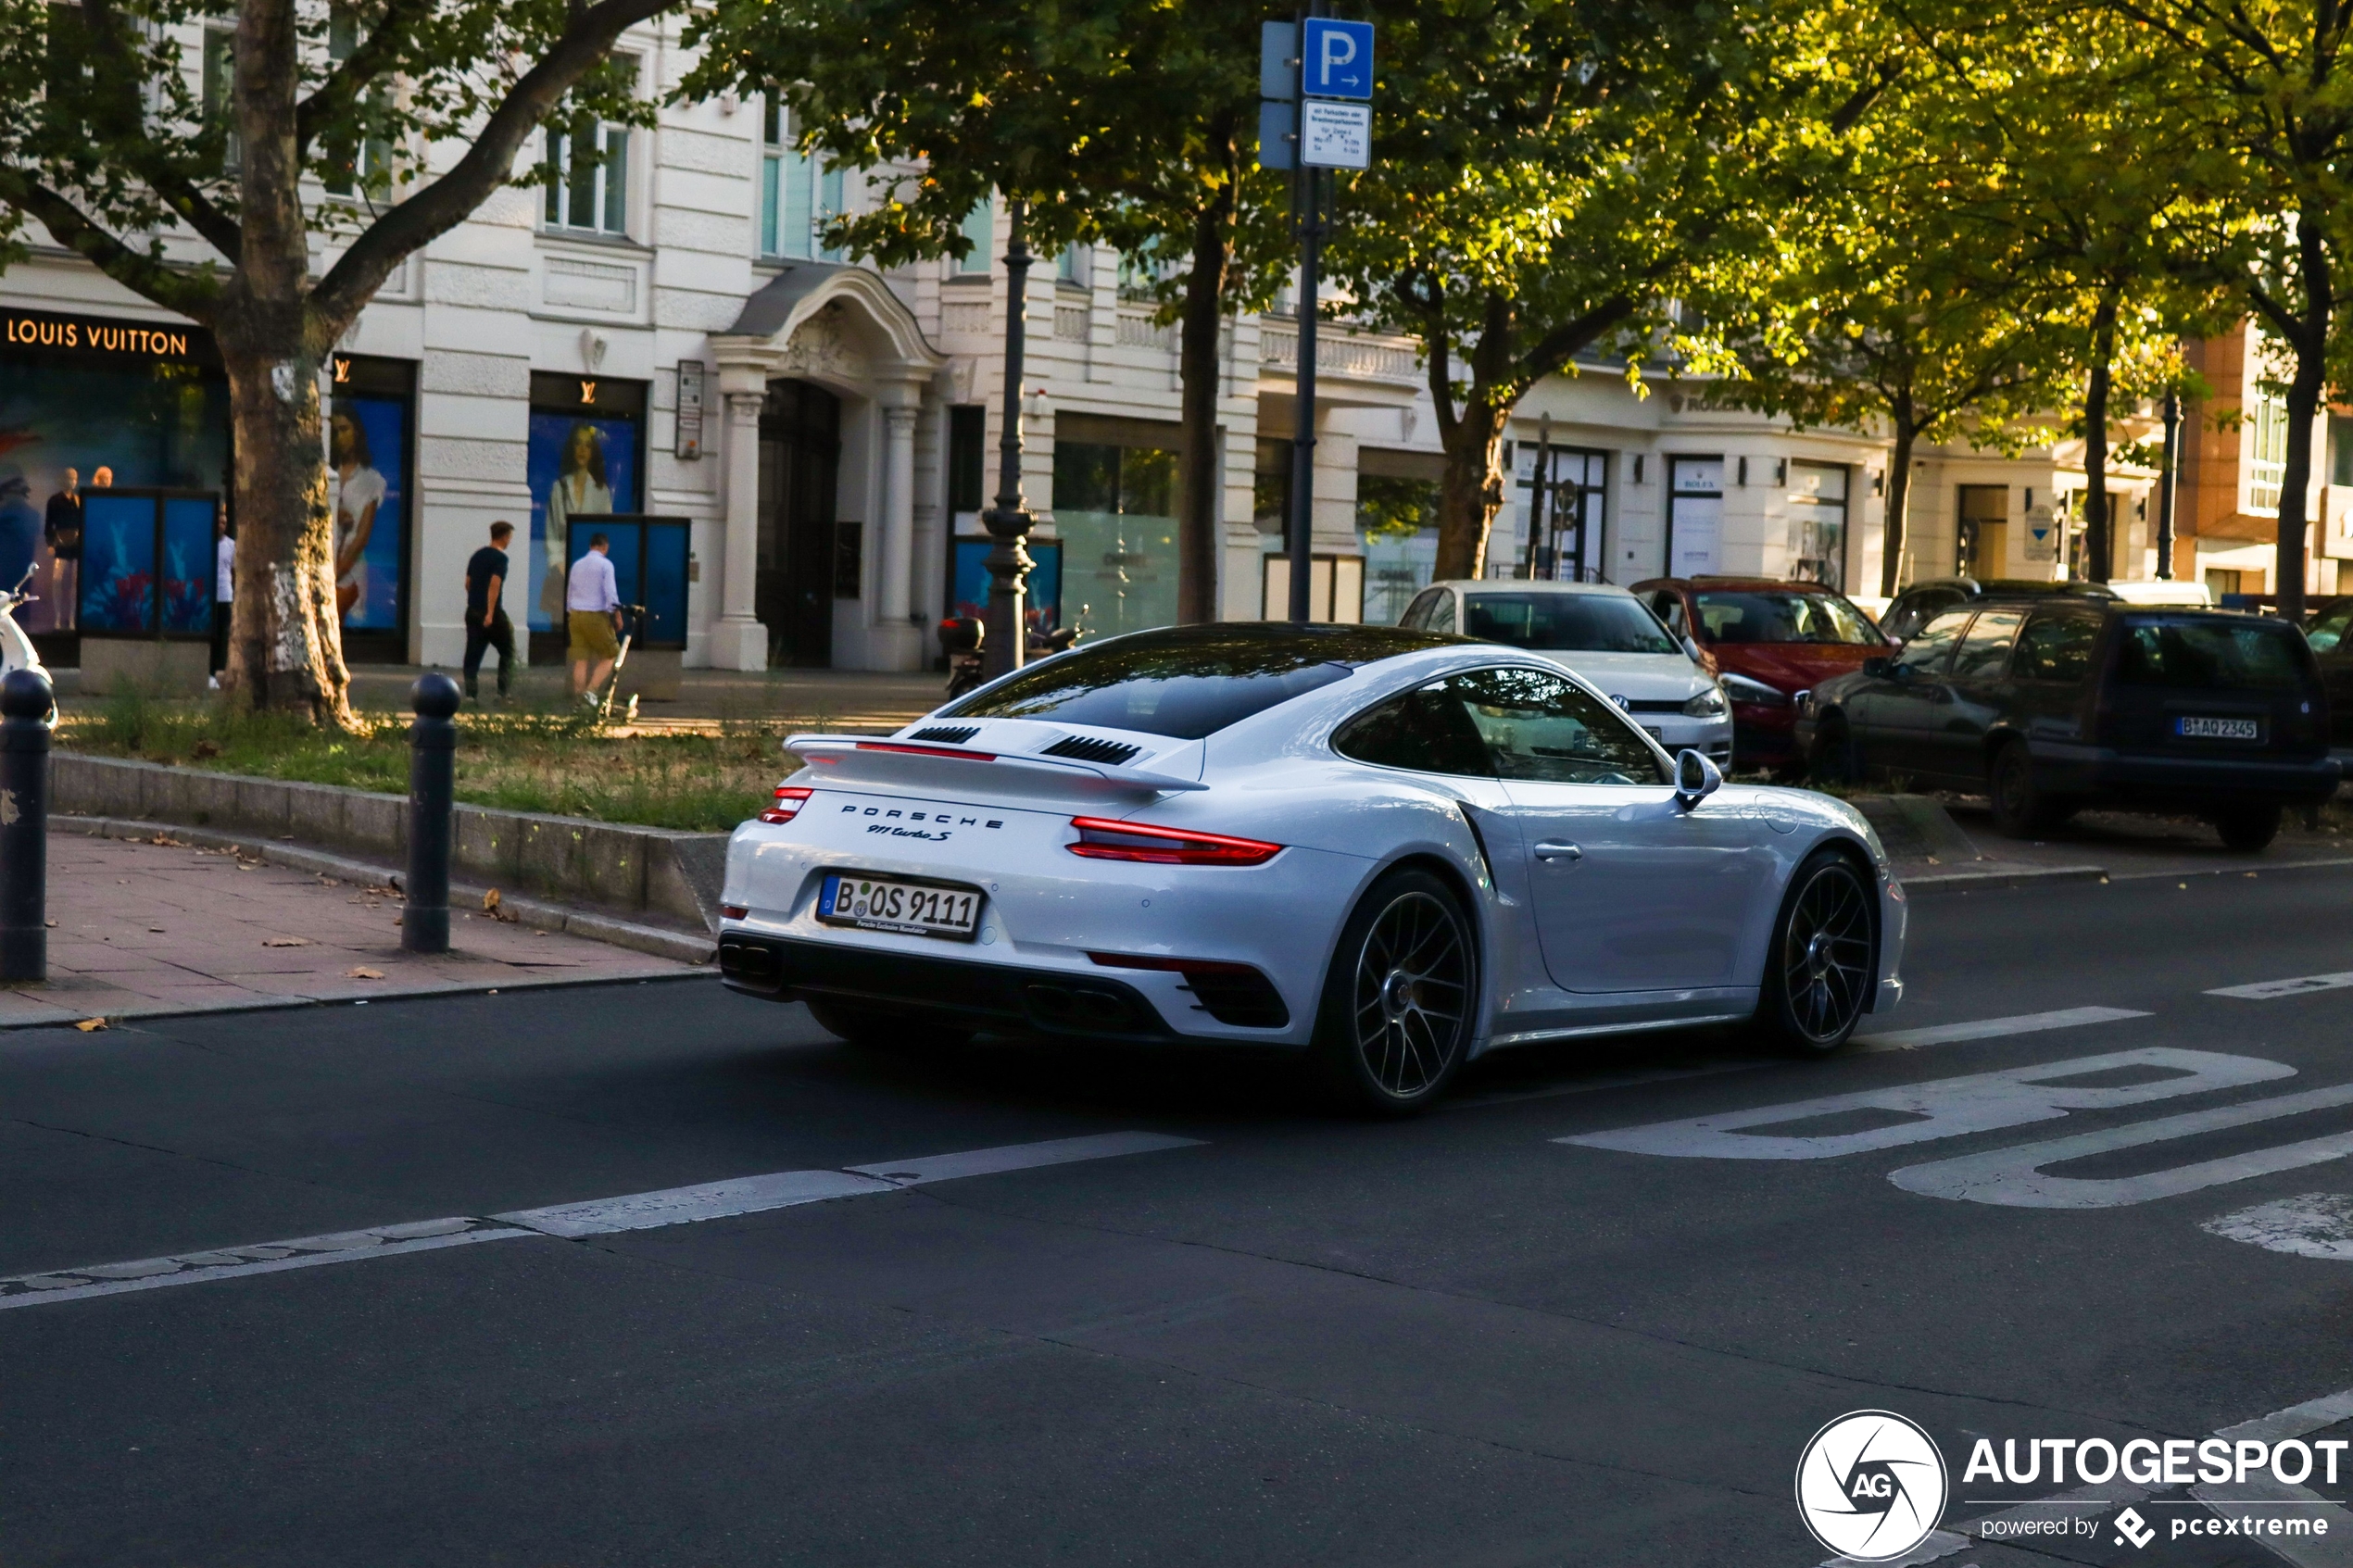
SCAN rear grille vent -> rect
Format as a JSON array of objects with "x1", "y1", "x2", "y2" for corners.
[
  {"x1": 911, "y1": 725, "x2": 980, "y2": 745},
  {"x1": 1183, "y1": 966, "x2": 1290, "y2": 1029},
  {"x1": 1039, "y1": 734, "x2": 1142, "y2": 766}
]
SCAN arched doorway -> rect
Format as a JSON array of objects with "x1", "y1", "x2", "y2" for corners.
[{"x1": 758, "y1": 380, "x2": 840, "y2": 667}]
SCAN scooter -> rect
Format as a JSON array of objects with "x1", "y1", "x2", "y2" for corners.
[
  {"x1": 0, "y1": 565, "x2": 57, "y2": 725},
  {"x1": 938, "y1": 618, "x2": 1080, "y2": 702},
  {"x1": 596, "y1": 602, "x2": 645, "y2": 725}
]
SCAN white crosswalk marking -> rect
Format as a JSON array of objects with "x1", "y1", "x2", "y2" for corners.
[
  {"x1": 0, "y1": 1132, "x2": 1208, "y2": 1311},
  {"x1": 2208, "y1": 971, "x2": 2353, "y2": 1000},
  {"x1": 1852, "y1": 1006, "x2": 2150, "y2": 1052}
]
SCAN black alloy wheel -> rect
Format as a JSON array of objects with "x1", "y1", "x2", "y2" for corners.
[
  {"x1": 807, "y1": 999, "x2": 974, "y2": 1053},
  {"x1": 1315, "y1": 869, "x2": 1475, "y2": 1115},
  {"x1": 1758, "y1": 849, "x2": 1877, "y2": 1056}
]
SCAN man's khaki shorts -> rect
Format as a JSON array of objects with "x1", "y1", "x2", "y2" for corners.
[{"x1": 568, "y1": 610, "x2": 620, "y2": 660}]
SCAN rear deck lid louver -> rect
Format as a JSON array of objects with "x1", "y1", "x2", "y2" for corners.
[
  {"x1": 911, "y1": 725, "x2": 981, "y2": 745},
  {"x1": 1039, "y1": 734, "x2": 1142, "y2": 767}
]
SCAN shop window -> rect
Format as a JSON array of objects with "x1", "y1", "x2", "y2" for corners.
[
  {"x1": 322, "y1": 9, "x2": 394, "y2": 200},
  {"x1": 1053, "y1": 439, "x2": 1178, "y2": 639},
  {"x1": 1957, "y1": 484, "x2": 2008, "y2": 579},
  {"x1": 1253, "y1": 437, "x2": 1290, "y2": 536},
  {"x1": 1666, "y1": 457, "x2": 1724, "y2": 578},
  {"x1": 1356, "y1": 472, "x2": 1438, "y2": 625},
  {"x1": 546, "y1": 113, "x2": 630, "y2": 237},
  {"x1": 1513, "y1": 445, "x2": 1606, "y2": 582},
  {"x1": 761, "y1": 101, "x2": 843, "y2": 261},
  {"x1": 1786, "y1": 459, "x2": 1849, "y2": 591},
  {"x1": 526, "y1": 373, "x2": 647, "y2": 643},
  {"x1": 2329, "y1": 414, "x2": 2353, "y2": 488},
  {"x1": 328, "y1": 355, "x2": 417, "y2": 659},
  {"x1": 948, "y1": 407, "x2": 987, "y2": 521}
]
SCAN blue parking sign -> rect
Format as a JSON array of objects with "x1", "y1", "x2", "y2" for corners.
[{"x1": 1301, "y1": 18, "x2": 1374, "y2": 100}]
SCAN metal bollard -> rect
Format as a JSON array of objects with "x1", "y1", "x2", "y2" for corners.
[
  {"x1": 404, "y1": 672, "x2": 461, "y2": 954},
  {"x1": 0, "y1": 669, "x2": 51, "y2": 983}
]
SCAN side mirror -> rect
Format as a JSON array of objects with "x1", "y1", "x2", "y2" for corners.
[
  {"x1": 1674, "y1": 748, "x2": 1722, "y2": 809},
  {"x1": 1862, "y1": 656, "x2": 1892, "y2": 678},
  {"x1": 1681, "y1": 635, "x2": 1702, "y2": 661}
]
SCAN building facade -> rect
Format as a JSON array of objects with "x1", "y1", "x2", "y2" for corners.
[{"x1": 6, "y1": 23, "x2": 2331, "y2": 675}]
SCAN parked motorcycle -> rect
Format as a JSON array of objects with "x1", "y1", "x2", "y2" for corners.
[
  {"x1": 0, "y1": 566, "x2": 57, "y2": 725},
  {"x1": 939, "y1": 617, "x2": 1080, "y2": 702}
]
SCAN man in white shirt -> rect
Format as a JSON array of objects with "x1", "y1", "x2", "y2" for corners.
[
  {"x1": 208, "y1": 514, "x2": 233, "y2": 686},
  {"x1": 565, "y1": 532, "x2": 623, "y2": 700}
]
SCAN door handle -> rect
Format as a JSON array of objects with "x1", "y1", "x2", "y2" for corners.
[{"x1": 1534, "y1": 840, "x2": 1583, "y2": 862}]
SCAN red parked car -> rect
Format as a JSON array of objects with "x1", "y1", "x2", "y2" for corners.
[{"x1": 1633, "y1": 576, "x2": 1891, "y2": 774}]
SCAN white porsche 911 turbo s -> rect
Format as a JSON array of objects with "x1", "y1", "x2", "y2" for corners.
[{"x1": 717, "y1": 623, "x2": 1906, "y2": 1114}]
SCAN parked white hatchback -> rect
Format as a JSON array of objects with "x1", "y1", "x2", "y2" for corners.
[{"x1": 1399, "y1": 580, "x2": 1734, "y2": 769}]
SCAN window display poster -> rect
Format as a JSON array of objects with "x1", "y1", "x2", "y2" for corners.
[
  {"x1": 527, "y1": 412, "x2": 641, "y2": 632},
  {"x1": 950, "y1": 538, "x2": 1062, "y2": 638},
  {"x1": 0, "y1": 346, "x2": 229, "y2": 633},
  {"x1": 328, "y1": 393, "x2": 408, "y2": 630}
]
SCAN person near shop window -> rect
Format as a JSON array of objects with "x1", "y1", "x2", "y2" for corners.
[
  {"x1": 329, "y1": 410, "x2": 384, "y2": 623},
  {"x1": 463, "y1": 521, "x2": 517, "y2": 702},
  {"x1": 43, "y1": 467, "x2": 81, "y2": 631},
  {"x1": 209, "y1": 513, "x2": 233, "y2": 685},
  {"x1": 566, "y1": 531, "x2": 622, "y2": 702},
  {"x1": 541, "y1": 421, "x2": 612, "y2": 621}
]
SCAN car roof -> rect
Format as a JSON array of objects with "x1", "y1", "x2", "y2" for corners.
[
  {"x1": 1429, "y1": 579, "x2": 1637, "y2": 597},
  {"x1": 1637, "y1": 576, "x2": 1848, "y2": 595}
]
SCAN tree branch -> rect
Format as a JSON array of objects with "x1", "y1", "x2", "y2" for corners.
[
  {"x1": 296, "y1": 0, "x2": 434, "y2": 156},
  {"x1": 76, "y1": 0, "x2": 245, "y2": 257},
  {"x1": 311, "y1": 0, "x2": 674, "y2": 334},
  {"x1": 0, "y1": 171, "x2": 222, "y2": 322}
]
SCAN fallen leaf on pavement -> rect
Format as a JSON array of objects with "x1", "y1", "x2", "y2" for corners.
[
  {"x1": 73, "y1": 1018, "x2": 107, "y2": 1033},
  {"x1": 44, "y1": 919, "x2": 56, "y2": 929},
  {"x1": 262, "y1": 937, "x2": 311, "y2": 947},
  {"x1": 346, "y1": 966, "x2": 386, "y2": 979}
]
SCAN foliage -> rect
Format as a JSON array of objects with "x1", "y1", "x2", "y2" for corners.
[{"x1": 69, "y1": 689, "x2": 785, "y2": 833}]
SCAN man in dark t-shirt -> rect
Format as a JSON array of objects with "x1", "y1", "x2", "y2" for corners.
[{"x1": 462, "y1": 521, "x2": 515, "y2": 699}]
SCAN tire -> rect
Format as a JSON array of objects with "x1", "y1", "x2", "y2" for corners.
[
  {"x1": 2214, "y1": 803, "x2": 2283, "y2": 853},
  {"x1": 1756, "y1": 848, "x2": 1878, "y2": 1057},
  {"x1": 1807, "y1": 718, "x2": 1860, "y2": 786},
  {"x1": 807, "y1": 999, "x2": 973, "y2": 1053},
  {"x1": 1986, "y1": 739, "x2": 2066, "y2": 837},
  {"x1": 1311, "y1": 868, "x2": 1476, "y2": 1116}
]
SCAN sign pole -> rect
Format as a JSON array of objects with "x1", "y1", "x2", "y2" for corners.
[{"x1": 1290, "y1": 166, "x2": 1323, "y2": 623}]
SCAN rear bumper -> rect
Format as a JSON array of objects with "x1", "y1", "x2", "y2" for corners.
[
  {"x1": 2035, "y1": 745, "x2": 2342, "y2": 807},
  {"x1": 719, "y1": 930, "x2": 1189, "y2": 1041}
]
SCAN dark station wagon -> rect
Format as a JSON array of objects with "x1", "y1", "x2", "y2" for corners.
[{"x1": 1798, "y1": 600, "x2": 2339, "y2": 850}]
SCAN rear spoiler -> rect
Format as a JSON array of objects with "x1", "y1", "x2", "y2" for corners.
[{"x1": 784, "y1": 734, "x2": 1209, "y2": 797}]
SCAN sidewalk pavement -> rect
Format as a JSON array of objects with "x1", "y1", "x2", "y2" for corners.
[
  {"x1": 1880, "y1": 794, "x2": 2353, "y2": 892},
  {"x1": 0, "y1": 831, "x2": 698, "y2": 1030}
]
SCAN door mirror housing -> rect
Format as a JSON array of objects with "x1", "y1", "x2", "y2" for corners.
[{"x1": 1673, "y1": 748, "x2": 1722, "y2": 809}]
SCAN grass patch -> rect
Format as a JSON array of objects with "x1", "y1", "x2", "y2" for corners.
[{"x1": 62, "y1": 688, "x2": 791, "y2": 833}]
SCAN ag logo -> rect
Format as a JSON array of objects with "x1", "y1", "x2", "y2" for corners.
[{"x1": 1794, "y1": 1410, "x2": 1949, "y2": 1562}]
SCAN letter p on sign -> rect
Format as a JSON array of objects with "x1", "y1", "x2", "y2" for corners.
[{"x1": 1302, "y1": 19, "x2": 1375, "y2": 100}]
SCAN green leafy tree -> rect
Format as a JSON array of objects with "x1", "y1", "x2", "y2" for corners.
[
  {"x1": 684, "y1": 0, "x2": 1291, "y2": 623},
  {"x1": 0, "y1": 0, "x2": 663, "y2": 721}
]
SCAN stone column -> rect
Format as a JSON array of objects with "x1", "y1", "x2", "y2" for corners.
[
  {"x1": 713, "y1": 388, "x2": 768, "y2": 670},
  {"x1": 880, "y1": 402, "x2": 918, "y2": 623}
]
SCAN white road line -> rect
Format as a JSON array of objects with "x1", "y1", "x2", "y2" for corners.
[
  {"x1": 2204, "y1": 1192, "x2": 2353, "y2": 1261},
  {"x1": 0, "y1": 1131, "x2": 1208, "y2": 1311},
  {"x1": 497, "y1": 1170, "x2": 895, "y2": 1237},
  {"x1": 845, "y1": 1131, "x2": 1206, "y2": 1185},
  {"x1": 2209, "y1": 971, "x2": 2353, "y2": 1000},
  {"x1": 1852, "y1": 1005, "x2": 2151, "y2": 1052},
  {"x1": 1818, "y1": 1383, "x2": 2353, "y2": 1566}
]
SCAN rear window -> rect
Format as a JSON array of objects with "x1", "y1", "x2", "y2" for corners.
[
  {"x1": 2113, "y1": 617, "x2": 2310, "y2": 692},
  {"x1": 1462, "y1": 593, "x2": 1681, "y2": 655},
  {"x1": 943, "y1": 623, "x2": 1455, "y2": 739},
  {"x1": 1694, "y1": 590, "x2": 1881, "y2": 646}
]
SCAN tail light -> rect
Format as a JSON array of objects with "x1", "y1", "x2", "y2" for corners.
[
  {"x1": 759, "y1": 786, "x2": 812, "y2": 824},
  {"x1": 1066, "y1": 817, "x2": 1282, "y2": 866}
]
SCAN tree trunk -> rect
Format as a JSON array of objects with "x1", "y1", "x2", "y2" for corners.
[
  {"x1": 1433, "y1": 396, "x2": 1511, "y2": 581},
  {"x1": 1879, "y1": 414, "x2": 1916, "y2": 598},
  {"x1": 2082, "y1": 290, "x2": 2119, "y2": 583},
  {"x1": 1175, "y1": 143, "x2": 1235, "y2": 625}
]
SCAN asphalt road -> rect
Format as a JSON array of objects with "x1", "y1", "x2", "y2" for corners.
[{"x1": 6, "y1": 864, "x2": 2353, "y2": 1566}]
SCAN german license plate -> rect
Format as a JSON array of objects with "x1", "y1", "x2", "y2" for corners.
[
  {"x1": 2177, "y1": 715, "x2": 2261, "y2": 741},
  {"x1": 818, "y1": 872, "x2": 982, "y2": 940}
]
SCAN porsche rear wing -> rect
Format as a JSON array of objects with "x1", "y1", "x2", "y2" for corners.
[{"x1": 784, "y1": 734, "x2": 1208, "y2": 802}]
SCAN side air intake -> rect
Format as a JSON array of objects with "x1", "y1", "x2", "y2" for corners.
[
  {"x1": 911, "y1": 725, "x2": 981, "y2": 745},
  {"x1": 1039, "y1": 734, "x2": 1142, "y2": 766}
]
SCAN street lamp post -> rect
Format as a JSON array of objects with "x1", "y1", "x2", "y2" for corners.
[
  {"x1": 981, "y1": 198, "x2": 1036, "y2": 680},
  {"x1": 2157, "y1": 389, "x2": 2180, "y2": 582}
]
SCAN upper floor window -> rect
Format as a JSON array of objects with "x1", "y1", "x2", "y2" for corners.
[
  {"x1": 761, "y1": 101, "x2": 842, "y2": 260},
  {"x1": 953, "y1": 198, "x2": 991, "y2": 274},
  {"x1": 1056, "y1": 244, "x2": 1088, "y2": 287},
  {"x1": 2250, "y1": 388, "x2": 2289, "y2": 513},
  {"x1": 547, "y1": 112, "x2": 629, "y2": 237},
  {"x1": 321, "y1": 8, "x2": 392, "y2": 200},
  {"x1": 201, "y1": 24, "x2": 240, "y2": 174}
]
